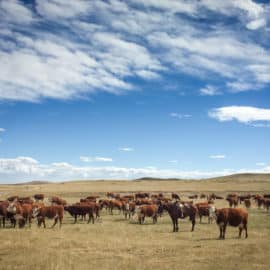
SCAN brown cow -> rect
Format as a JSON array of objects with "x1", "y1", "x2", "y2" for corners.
[
  {"x1": 6, "y1": 202, "x2": 26, "y2": 228},
  {"x1": 162, "y1": 201, "x2": 197, "y2": 232},
  {"x1": 244, "y1": 199, "x2": 251, "y2": 209},
  {"x1": 135, "y1": 192, "x2": 150, "y2": 199},
  {"x1": 136, "y1": 204, "x2": 158, "y2": 224},
  {"x1": 226, "y1": 196, "x2": 238, "y2": 208},
  {"x1": 264, "y1": 199, "x2": 270, "y2": 211},
  {"x1": 34, "y1": 194, "x2": 45, "y2": 201},
  {"x1": 64, "y1": 204, "x2": 95, "y2": 224},
  {"x1": 108, "y1": 200, "x2": 123, "y2": 215},
  {"x1": 32, "y1": 205, "x2": 64, "y2": 228},
  {"x1": 215, "y1": 208, "x2": 248, "y2": 239},
  {"x1": 0, "y1": 201, "x2": 9, "y2": 227},
  {"x1": 7, "y1": 196, "x2": 19, "y2": 202},
  {"x1": 188, "y1": 194, "x2": 198, "y2": 199},
  {"x1": 172, "y1": 193, "x2": 180, "y2": 200},
  {"x1": 51, "y1": 196, "x2": 67, "y2": 206}
]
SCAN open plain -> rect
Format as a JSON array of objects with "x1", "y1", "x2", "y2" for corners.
[{"x1": 0, "y1": 173, "x2": 270, "y2": 270}]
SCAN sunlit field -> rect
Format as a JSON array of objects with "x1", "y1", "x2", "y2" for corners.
[{"x1": 0, "y1": 174, "x2": 270, "y2": 270}]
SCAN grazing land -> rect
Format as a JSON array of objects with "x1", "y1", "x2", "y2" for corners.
[{"x1": 0, "y1": 173, "x2": 270, "y2": 270}]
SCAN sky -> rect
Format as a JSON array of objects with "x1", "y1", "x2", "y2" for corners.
[{"x1": 0, "y1": 0, "x2": 270, "y2": 183}]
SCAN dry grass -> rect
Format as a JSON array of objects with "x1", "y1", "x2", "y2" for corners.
[{"x1": 0, "y1": 174, "x2": 270, "y2": 270}]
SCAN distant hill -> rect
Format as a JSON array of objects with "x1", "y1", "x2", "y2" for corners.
[
  {"x1": 135, "y1": 173, "x2": 270, "y2": 182},
  {"x1": 14, "y1": 180, "x2": 51, "y2": 185}
]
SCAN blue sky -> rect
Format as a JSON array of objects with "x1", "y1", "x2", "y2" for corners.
[{"x1": 0, "y1": 0, "x2": 270, "y2": 183}]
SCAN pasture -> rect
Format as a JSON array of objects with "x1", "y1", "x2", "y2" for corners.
[{"x1": 0, "y1": 174, "x2": 270, "y2": 270}]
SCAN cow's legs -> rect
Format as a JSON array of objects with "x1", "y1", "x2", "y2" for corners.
[
  {"x1": 191, "y1": 216, "x2": 196, "y2": 231},
  {"x1": 42, "y1": 218, "x2": 46, "y2": 228},
  {"x1": 222, "y1": 224, "x2": 227, "y2": 239},
  {"x1": 51, "y1": 217, "x2": 58, "y2": 228},
  {"x1": 59, "y1": 217, "x2": 62, "y2": 228},
  {"x1": 244, "y1": 223, "x2": 248, "y2": 238}
]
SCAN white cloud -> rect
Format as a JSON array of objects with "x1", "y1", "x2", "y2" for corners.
[
  {"x1": 80, "y1": 156, "x2": 113, "y2": 162},
  {"x1": 209, "y1": 106, "x2": 270, "y2": 123},
  {"x1": 210, "y1": 155, "x2": 226, "y2": 159},
  {"x1": 119, "y1": 147, "x2": 134, "y2": 152},
  {"x1": 1, "y1": 156, "x2": 270, "y2": 183},
  {"x1": 170, "y1": 113, "x2": 192, "y2": 119},
  {"x1": 0, "y1": 0, "x2": 270, "y2": 102},
  {"x1": 246, "y1": 18, "x2": 267, "y2": 30},
  {"x1": 0, "y1": 128, "x2": 6, "y2": 132},
  {"x1": 0, "y1": 0, "x2": 34, "y2": 24},
  {"x1": 256, "y1": 162, "x2": 265, "y2": 166},
  {"x1": 200, "y1": 85, "x2": 221, "y2": 96}
]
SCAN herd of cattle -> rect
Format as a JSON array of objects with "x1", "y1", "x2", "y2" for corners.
[{"x1": 0, "y1": 191, "x2": 269, "y2": 239}]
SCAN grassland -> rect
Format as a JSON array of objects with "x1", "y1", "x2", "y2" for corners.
[{"x1": 0, "y1": 173, "x2": 270, "y2": 270}]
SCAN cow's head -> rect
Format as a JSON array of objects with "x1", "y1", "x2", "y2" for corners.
[
  {"x1": 31, "y1": 206, "x2": 41, "y2": 218},
  {"x1": 7, "y1": 202, "x2": 17, "y2": 214}
]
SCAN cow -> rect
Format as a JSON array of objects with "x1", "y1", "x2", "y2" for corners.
[
  {"x1": 188, "y1": 194, "x2": 198, "y2": 199},
  {"x1": 32, "y1": 205, "x2": 64, "y2": 228},
  {"x1": 123, "y1": 201, "x2": 136, "y2": 219},
  {"x1": 122, "y1": 194, "x2": 135, "y2": 201},
  {"x1": 244, "y1": 199, "x2": 251, "y2": 209},
  {"x1": 254, "y1": 195, "x2": 264, "y2": 209},
  {"x1": 7, "y1": 196, "x2": 19, "y2": 202},
  {"x1": 135, "y1": 204, "x2": 159, "y2": 224},
  {"x1": 34, "y1": 194, "x2": 45, "y2": 201},
  {"x1": 64, "y1": 204, "x2": 95, "y2": 224},
  {"x1": 135, "y1": 192, "x2": 150, "y2": 199},
  {"x1": 226, "y1": 196, "x2": 238, "y2": 208},
  {"x1": 200, "y1": 193, "x2": 207, "y2": 199},
  {"x1": 264, "y1": 199, "x2": 270, "y2": 211},
  {"x1": 18, "y1": 197, "x2": 34, "y2": 204},
  {"x1": 6, "y1": 202, "x2": 26, "y2": 228},
  {"x1": 50, "y1": 196, "x2": 67, "y2": 206},
  {"x1": 135, "y1": 199, "x2": 152, "y2": 205},
  {"x1": 215, "y1": 208, "x2": 248, "y2": 239},
  {"x1": 0, "y1": 201, "x2": 9, "y2": 227},
  {"x1": 263, "y1": 194, "x2": 270, "y2": 199},
  {"x1": 108, "y1": 200, "x2": 123, "y2": 215},
  {"x1": 161, "y1": 201, "x2": 197, "y2": 232},
  {"x1": 172, "y1": 193, "x2": 180, "y2": 200},
  {"x1": 195, "y1": 202, "x2": 215, "y2": 224}
]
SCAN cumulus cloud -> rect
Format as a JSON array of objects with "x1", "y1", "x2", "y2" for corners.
[
  {"x1": 0, "y1": 0, "x2": 270, "y2": 102},
  {"x1": 80, "y1": 156, "x2": 113, "y2": 162},
  {"x1": 209, "y1": 106, "x2": 270, "y2": 123},
  {"x1": 0, "y1": 156, "x2": 270, "y2": 183}
]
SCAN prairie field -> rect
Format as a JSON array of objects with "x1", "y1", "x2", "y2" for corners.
[{"x1": 0, "y1": 174, "x2": 270, "y2": 270}]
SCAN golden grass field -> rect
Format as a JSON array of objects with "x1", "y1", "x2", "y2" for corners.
[{"x1": 0, "y1": 173, "x2": 270, "y2": 270}]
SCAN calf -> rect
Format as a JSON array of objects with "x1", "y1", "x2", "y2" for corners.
[
  {"x1": 244, "y1": 199, "x2": 251, "y2": 209},
  {"x1": 215, "y1": 208, "x2": 248, "y2": 239},
  {"x1": 226, "y1": 196, "x2": 238, "y2": 208},
  {"x1": 51, "y1": 196, "x2": 67, "y2": 206},
  {"x1": 32, "y1": 205, "x2": 64, "y2": 228},
  {"x1": 136, "y1": 204, "x2": 158, "y2": 224}
]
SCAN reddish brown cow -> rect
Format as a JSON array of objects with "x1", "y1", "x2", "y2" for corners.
[
  {"x1": 6, "y1": 202, "x2": 25, "y2": 228},
  {"x1": 244, "y1": 199, "x2": 251, "y2": 209},
  {"x1": 188, "y1": 194, "x2": 198, "y2": 199},
  {"x1": 51, "y1": 196, "x2": 67, "y2": 206},
  {"x1": 34, "y1": 194, "x2": 45, "y2": 201},
  {"x1": 135, "y1": 199, "x2": 152, "y2": 205},
  {"x1": 135, "y1": 192, "x2": 150, "y2": 199},
  {"x1": 18, "y1": 197, "x2": 34, "y2": 204},
  {"x1": 123, "y1": 201, "x2": 136, "y2": 219},
  {"x1": 226, "y1": 196, "x2": 238, "y2": 208},
  {"x1": 32, "y1": 205, "x2": 64, "y2": 228},
  {"x1": 254, "y1": 195, "x2": 264, "y2": 209},
  {"x1": 108, "y1": 200, "x2": 123, "y2": 215},
  {"x1": 7, "y1": 196, "x2": 19, "y2": 202},
  {"x1": 215, "y1": 208, "x2": 248, "y2": 239},
  {"x1": 136, "y1": 204, "x2": 158, "y2": 224},
  {"x1": 172, "y1": 193, "x2": 180, "y2": 200},
  {"x1": 0, "y1": 201, "x2": 8, "y2": 227},
  {"x1": 122, "y1": 194, "x2": 134, "y2": 200},
  {"x1": 264, "y1": 199, "x2": 270, "y2": 211}
]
